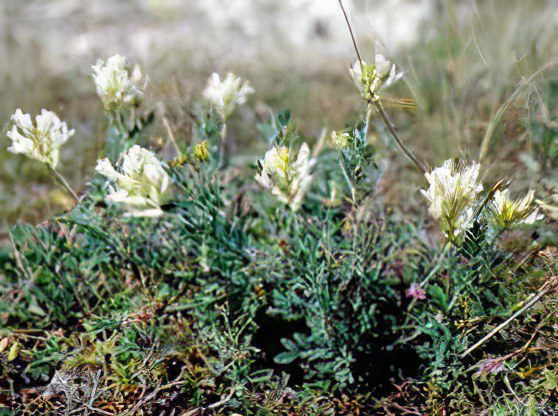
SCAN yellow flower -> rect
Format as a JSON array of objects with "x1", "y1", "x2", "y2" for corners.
[
  {"x1": 255, "y1": 143, "x2": 315, "y2": 211},
  {"x1": 491, "y1": 189, "x2": 542, "y2": 228},
  {"x1": 7, "y1": 109, "x2": 74, "y2": 168},
  {"x1": 421, "y1": 160, "x2": 483, "y2": 240},
  {"x1": 96, "y1": 145, "x2": 170, "y2": 217},
  {"x1": 193, "y1": 140, "x2": 210, "y2": 162}
]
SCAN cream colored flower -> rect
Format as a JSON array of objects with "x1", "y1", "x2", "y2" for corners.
[
  {"x1": 491, "y1": 189, "x2": 542, "y2": 228},
  {"x1": 7, "y1": 109, "x2": 74, "y2": 168},
  {"x1": 92, "y1": 55, "x2": 144, "y2": 111},
  {"x1": 421, "y1": 160, "x2": 483, "y2": 240},
  {"x1": 96, "y1": 145, "x2": 170, "y2": 217},
  {"x1": 255, "y1": 143, "x2": 315, "y2": 211},
  {"x1": 203, "y1": 72, "x2": 254, "y2": 119},
  {"x1": 349, "y1": 54, "x2": 402, "y2": 102}
]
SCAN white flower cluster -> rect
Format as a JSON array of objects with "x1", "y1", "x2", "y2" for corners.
[
  {"x1": 203, "y1": 72, "x2": 254, "y2": 119},
  {"x1": 92, "y1": 55, "x2": 144, "y2": 111},
  {"x1": 255, "y1": 143, "x2": 315, "y2": 211},
  {"x1": 7, "y1": 109, "x2": 74, "y2": 168},
  {"x1": 491, "y1": 189, "x2": 542, "y2": 228},
  {"x1": 96, "y1": 145, "x2": 170, "y2": 217},
  {"x1": 349, "y1": 54, "x2": 402, "y2": 102},
  {"x1": 422, "y1": 160, "x2": 544, "y2": 240},
  {"x1": 421, "y1": 160, "x2": 483, "y2": 240}
]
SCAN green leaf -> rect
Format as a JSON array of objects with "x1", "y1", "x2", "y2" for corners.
[
  {"x1": 429, "y1": 284, "x2": 448, "y2": 310},
  {"x1": 274, "y1": 351, "x2": 299, "y2": 365}
]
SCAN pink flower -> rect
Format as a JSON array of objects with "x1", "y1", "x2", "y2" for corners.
[
  {"x1": 406, "y1": 283, "x2": 426, "y2": 300},
  {"x1": 476, "y1": 358, "x2": 505, "y2": 376}
]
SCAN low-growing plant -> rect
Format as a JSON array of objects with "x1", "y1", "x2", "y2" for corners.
[{"x1": 1, "y1": 3, "x2": 557, "y2": 415}]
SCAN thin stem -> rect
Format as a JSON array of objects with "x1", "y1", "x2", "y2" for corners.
[
  {"x1": 219, "y1": 118, "x2": 229, "y2": 169},
  {"x1": 460, "y1": 275, "x2": 557, "y2": 358},
  {"x1": 337, "y1": 0, "x2": 364, "y2": 73},
  {"x1": 47, "y1": 165, "x2": 80, "y2": 202},
  {"x1": 363, "y1": 102, "x2": 373, "y2": 139},
  {"x1": 114, "y1": 110, "x2": 128, "y2": 140},
  {"x1": 108, "y1": 110, "x2": 131, "y2": 161},
  {"x1": 338, "y1": 155, "x2": 357, "y2": 206},
  {"x1": 336, "y1": 0, "x2": 427, "y2": 175},
  {"x1": 162, "y1": 116, "x2": 181, "y2": 156},
  {"x1": 375, "y1": 100, "x2": 428, "y2": 174}
]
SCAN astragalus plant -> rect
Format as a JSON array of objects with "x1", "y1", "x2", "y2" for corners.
[{"x1": 0, "y1": 6, "x2": 557, "y2": 416}]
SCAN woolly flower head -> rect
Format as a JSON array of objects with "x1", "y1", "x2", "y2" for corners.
[
  {"x1": 96, "y1": 145, "x2": 170, "y2": 217},
  {"x1": 7, "y1": 109, "x2": 74, "y2": 168},
  {"x1": 490, "y1": 189, "x2": 542, "y2": 228},
  {"x1": 92, "y1": 55, "x2": 143, "y2": 111},
  {"x1": 203, "y1": 72, "x2": 254, "y2": 119},
  {"x1": 255, "y1": 143, "x2": 315, "y2": 211},
  {"x1": 421, "y1": 160, "x2": 483, "y2": 240},
  {"x1": 349, "y1": 54, "x2": 402, "y2": 102}
]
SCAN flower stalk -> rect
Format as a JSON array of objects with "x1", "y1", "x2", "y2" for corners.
[
  {"x1": 47, "y1": 165, "x2": 80, "y2": 202},
  {"x1": 219, "y1": 118, "x2": 228, "y2": 169},
  {"x1": 375, "y1": 101, "x2": 428, "y2": 174},
  {"x1": 203, "y1": 72, "x2": 254, "y2": 168},
  {"x1": 337, "y1": 0, "x2": 363, "y2": 74},
  {"x1": 337, "y1": 0, "x2": 426, "y2": 174}
]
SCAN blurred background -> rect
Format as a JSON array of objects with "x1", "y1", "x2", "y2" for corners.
[{"x1": 1, "y1": 0, "x2": 557, "y2": 232}]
